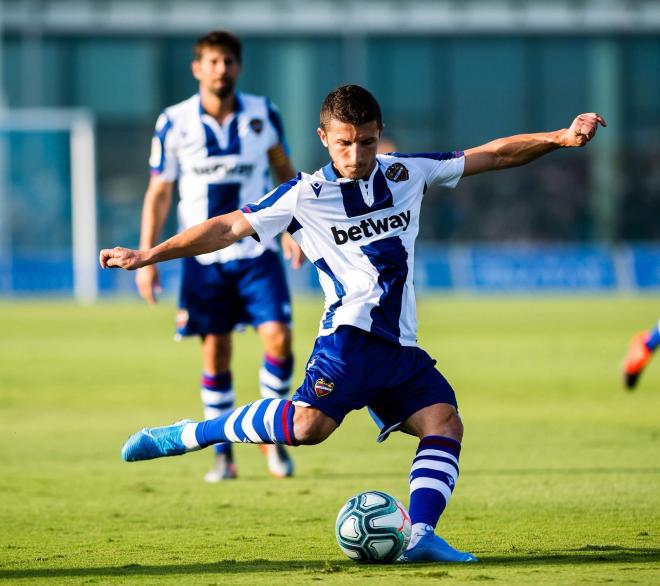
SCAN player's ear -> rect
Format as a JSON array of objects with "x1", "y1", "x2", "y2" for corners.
[
  {"x1": 317, "y1": 127, "x2": 329, "y2": 148},
  {"x1": 191, "y1": 59, "x2": 202, "y2": 81}
]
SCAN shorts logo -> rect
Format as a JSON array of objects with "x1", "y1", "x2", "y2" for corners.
[
  {"x1": 314, "y1": 378, "x2": 334, "y2": 398},
  {"x1": 385, "y1": 162, "x2": 409, "y2": 182},
  {"x1": 176, "y1": 309, "x2": 189, "y2": 329},
  {"x1": 249, "y1": 119, "x2": 264, "y2": 134}
]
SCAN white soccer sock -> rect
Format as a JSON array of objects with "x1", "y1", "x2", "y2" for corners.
[
  {"x1": 181, "y1": 423, "x2": 200, "y2": 450},
  {"x1": 407, "y1": 523, "x2": 433, "y2": 549}
]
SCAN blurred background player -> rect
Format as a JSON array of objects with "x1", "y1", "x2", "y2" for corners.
[
  {"x1": 622, "y1": 319, "x2": 660, "y2": 390},
  {"x1": 137, "y1": 30, "x2": 303, "y2": 482}
]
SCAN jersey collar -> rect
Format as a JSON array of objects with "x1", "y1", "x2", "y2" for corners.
[
  {"x1": 321, "y1": 160, "x2": 379, "y2": 183},
  {"x1": 197, "y1": 92, "x2": 244, "y2": 117}
]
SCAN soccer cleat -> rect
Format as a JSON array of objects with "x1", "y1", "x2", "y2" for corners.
[
  {"x1": 204, "y1": 453, "x2": 238, "y2": 483},
  {"x1": 259, "y1": 444, "x2": 294, "y2": 478},
  {"x1": 121, "y1": 419, "x2": 195, "y2": 462},
  {"x1": 399, "y1": 527, "x2": 477, "y2": 563},
  {"x1": 622, "y1": 331, "x2": 652, "y2": 390}
]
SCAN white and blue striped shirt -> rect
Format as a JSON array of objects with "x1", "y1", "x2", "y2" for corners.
[
  {"x1": 150, "y1": 92, "x2": 288, "y2": 264},
  {"x1": 243, "y1": 152, "x2": 464, "y2": 346}
]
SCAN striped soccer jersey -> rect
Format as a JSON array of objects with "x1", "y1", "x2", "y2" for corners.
[
  {"x1": 150, "y1": 92, "x2": 288, "y2": 264},
  {"x1": 242, "y1": 152, "x2": 464, "y2": 346}
]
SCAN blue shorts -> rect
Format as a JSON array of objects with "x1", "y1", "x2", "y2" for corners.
[
  {"x1": 291, "y1": 326, "x2": 458, "y2": 442},
  {"x1": 176, "y1": 249, "x2": 292, "y2": 337}
]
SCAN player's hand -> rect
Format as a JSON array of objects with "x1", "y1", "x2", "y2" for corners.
[
  {"x1": 99, "y1": 247, "x2": 147, "y2": 271},
  {"x1": 135, "y1": 264, "x2": 162, "y2": 305},
  {"x1": 563, "y1": 113, "x2": 606, "y2": 147},
  {"x1": 281, "y1": 232, "x2": 306, "y2": 270}
]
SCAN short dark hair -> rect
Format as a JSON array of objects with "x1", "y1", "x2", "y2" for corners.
[
  {"x1": 194, "y1": 30, "x2": 242, "y2": 63},
  {"x1": 320, "y1": 85, "x2": 383, "y2": 130}
]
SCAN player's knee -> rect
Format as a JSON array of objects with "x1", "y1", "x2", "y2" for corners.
[
  {"x1": 405, "y1": 403, "x2": 464, "y2": 442},
  {"x1": 445, "y1": 410, "x2": 464, "y2": 442},
  {"x1": 293, "y1": 419, "x2": 329, "y2": 445},
  {"x1": 292, "y1": 407, "x2": 336, "y2": 445},
  {"x1": 260, "y1": 323, "x2": 292, "y2": 357},
  {"x1": 293, "y1": 425, "x2": 325, "y2": 445}
]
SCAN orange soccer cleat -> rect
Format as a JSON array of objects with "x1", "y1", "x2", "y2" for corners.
[{"x1": 622, "y1": 331, "x2": 652, "y2": 390}]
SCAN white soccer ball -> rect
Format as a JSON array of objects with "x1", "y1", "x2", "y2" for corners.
[{"x1": 335, "y1": 490, "x2": 412, "y2": 563}]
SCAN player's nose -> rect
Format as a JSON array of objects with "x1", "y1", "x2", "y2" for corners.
[{"x1": 344, "y1": 146, "x2": 358, "y2": 165}]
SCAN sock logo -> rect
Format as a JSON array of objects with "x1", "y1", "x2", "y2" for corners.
[
  {"x1": 331, "y1": 210, "x2": 411, "y2": 245},
  {"x1": 314, "y1": 377, "x2": 334, "y2": 397}
]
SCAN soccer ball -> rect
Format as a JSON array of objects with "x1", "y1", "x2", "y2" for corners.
[{"x1": 335, "y1": 490, "x2": 412, "y2": 563}]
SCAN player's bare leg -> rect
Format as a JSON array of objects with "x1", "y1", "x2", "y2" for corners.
[
  {"x1": 399, "y1": 403, "x2": 476, "y2": 563},
  {"x1": 201, "y1": 333, "x2": 237, "y2": 482},
  {"x1": 291, "y1": 405, "x2": 338, "y2": 444},
  {"x1": 404, "y1": 402, "x2": 463, "y2": 442},
  {"x1": 257, "y1": 321, "x2": 296, "y2": 477}
]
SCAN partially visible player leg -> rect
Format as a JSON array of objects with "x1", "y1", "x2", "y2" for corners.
[
  {"x1": 176, "y1": 257, "x2": 240, "y2": 480},
  {"x1": 648, "y1": 320, "x2": 660, "y2": 351},
  {"x1": 399, "y1": 403, "x2": 477, "y2": 563},
  {"x1": 200, "y1": 333, "x2": 237, "y2": 482},
  {"x1": 239, "y1": 249, "x2": 296, "y2": 477},
  {"x1": 622, "y1": 319, "x2": 660, "y2": 390},
  {"x1": 257, "y1": 321, "x2": 295, "y2": 477}
]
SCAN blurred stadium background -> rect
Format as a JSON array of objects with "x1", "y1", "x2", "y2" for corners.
[{"x1": 1, "y1": 0, "x2": 659, "y2": 301}]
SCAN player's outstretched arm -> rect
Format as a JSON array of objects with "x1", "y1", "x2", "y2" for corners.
[
  {"x1": 463, "y1": 113, "x2": 606, "y2": 177},
  {"x1": 100, "y1": 210, "x2": 255, "y2": 270}
]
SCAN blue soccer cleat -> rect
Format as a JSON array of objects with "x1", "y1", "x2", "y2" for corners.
[
  {"x1": 121, "y1": 420, "x2": 195, "y2": 462},
  {"x1": 399, "y1": 526, "x2": 478, "y2": 563}
]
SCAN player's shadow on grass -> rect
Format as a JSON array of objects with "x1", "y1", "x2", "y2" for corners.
[
  {"x1": 310, "y1": 466, "x2": 660, "y2": 480},
  {"x1": 479, "y1": 545, "x2": 660, "y2": 566},
  {"x1": 1, "y1": 548, "x2": 659, "y2": 580}
]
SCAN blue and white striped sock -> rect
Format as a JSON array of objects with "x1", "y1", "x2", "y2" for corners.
[
  {"x1": 408, "y1": 435, "x2": 460, "y2": 545},
  {"x1": 201, "y1": 372, "x2": 234, "y2": 456},
  {"x1": 259, "y1": 355, "x2": 294, "y2": 399},
  {"x1": 187, "y1": 398, "x2": 297, "y2": 449},
  {"x1": 645, "y1": 320, "x2": 660, "y2": 352}
]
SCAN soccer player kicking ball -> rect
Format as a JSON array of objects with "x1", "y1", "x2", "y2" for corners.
[
  {"x1": 622, "y1": 319, "x2": 660, "y2": 389},
  {"x1": 101, "y1": 85, "x2": 604, "y2": 563}
]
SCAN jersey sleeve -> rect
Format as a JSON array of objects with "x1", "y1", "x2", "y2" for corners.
[
  {"x1": 394, "y1": 151, "x2": 465, "y2": 189},
  {"x1": 148, "y1": 112, "x2": 178, "y2": 181},
  {"x1": 265, "y1": 99, "x2": 291, "y2": 156},
  {"x1": 241, "y1": 174, "x2": 302, "y2": 242}
]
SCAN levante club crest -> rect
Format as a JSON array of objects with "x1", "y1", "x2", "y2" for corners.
[
  {"x1": 385, "y1": 162, "x2": 409, "y2": 182},
  {"x1": 314, "y1": 378, "x2": 334, "y2": 397},
  {"x1": 249, "y1": 118, "x2": 264, "y2": 134}
]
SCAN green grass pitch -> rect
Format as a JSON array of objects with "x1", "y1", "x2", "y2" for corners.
[{"x1": 1, "y1": 296, "x2": 659, "y2": 585}]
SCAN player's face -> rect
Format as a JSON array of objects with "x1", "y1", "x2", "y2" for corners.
[
  {"x1": 317, "y1": 119, "x2": 381, "y2": 180},
  {"x1": 192, "y1": 46, "x2": 241, "y2": 99}
]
